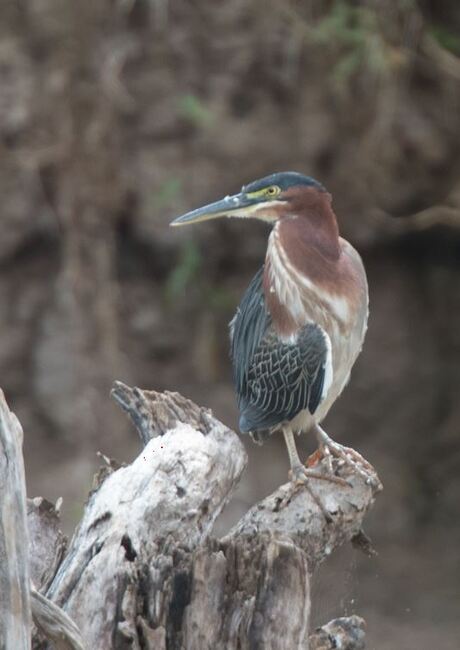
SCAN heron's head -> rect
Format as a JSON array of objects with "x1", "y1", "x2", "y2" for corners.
[{"x1": 170, "y1": 172, "x2": 327, "y2": 227}]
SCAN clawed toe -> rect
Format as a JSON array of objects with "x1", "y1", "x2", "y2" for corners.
[
  {"x1": 313, "y1": 425, "x2": 379, "y2": 488},
  {"x1": 278, "y1": 427, "x2": 376, "y2": 520},
  {"x1": 329, "y1": 444, "x2": 377, "y2": 485},
  {"x1": 290, "y1": 465, "x2": 349, "y2": 488},
  {"x1": 282, "y1": 464, "x2": 345, "y2": 522}
]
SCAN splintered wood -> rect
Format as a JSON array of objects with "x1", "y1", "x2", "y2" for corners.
[{"x1": 1, "y1": 385, "x2": 380, "y2": 649}]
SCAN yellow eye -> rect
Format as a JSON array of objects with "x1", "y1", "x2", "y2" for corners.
[{"x1": 266, "y1": 186, "x2": 279, "y2": 196}]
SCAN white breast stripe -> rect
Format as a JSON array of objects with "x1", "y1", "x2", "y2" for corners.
[
  {"x1": 267, "y1": 226, "x2": 334, "y2": 398},
  {"x1": 320, "y1": 328, "x2": 333, "y2": 400},
  {"x1": 267, "y1": 226, "x2": 305, "y2": 323},
  {"x1": 267, "y1": 224, "x2": 350, "y2": 325},
  {"x1": 326, "y1": 294, "x2": 350, "y2": 322}
]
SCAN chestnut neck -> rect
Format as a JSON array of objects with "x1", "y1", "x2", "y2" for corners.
[{"x1": 281, "y1": 187, "x2": 340, "y2": 261}]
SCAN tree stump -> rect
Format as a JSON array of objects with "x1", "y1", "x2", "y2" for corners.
[{"x1": 2, "y1": 384, "x2": 381, "y2": 649}]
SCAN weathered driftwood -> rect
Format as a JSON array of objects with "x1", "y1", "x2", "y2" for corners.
[
  {"x1": 0, "y1": 382, "x2": 380, "y2": 648},
  {"x1": 227, "y1": 466, "x2": 378, "y2": 574},
  {"x1": 31, "y1": 587, "x2": 84, "y2": 650},
  {"x1": 25, "y1": 382, "x2": 380, "y2": 649},
  {"x1": 309, "y1": 616, "x2": 366, "y2": 650},
  {"x1": 0, "y1": 389, "x2": 31, "y2": 650},
  {"x1": 28, "y1": 498, "x2": 67, "y2": 594},
  {"x1": 27, "y1": 497, "x2": 84, "y2": 650},
  {"x1": 44, "y1": 386, "x2": 248, "y2": 649}
]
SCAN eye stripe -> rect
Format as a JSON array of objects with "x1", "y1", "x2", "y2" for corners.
[{"x1": 246, "y1": 185, "x2": 280, "y2": 199}]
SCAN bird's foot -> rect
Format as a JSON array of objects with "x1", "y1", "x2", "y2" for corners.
[
  {"x1": 278, "y1": 463, "x2": 349, "y2": 521},
  {"x1": 289, "y1": 464, "x2": 349, "y2": 488},
  {"x1": 313, "y1": 429, "x2": 379, "y2": 488},
  {"x1": 306, "y1": 445, "x2": 334, "y2": 473}
]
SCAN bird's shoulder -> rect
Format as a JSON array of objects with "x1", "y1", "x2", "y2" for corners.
[{"x1": 339, "y1": 237, "x2": 368, "y2": 294}]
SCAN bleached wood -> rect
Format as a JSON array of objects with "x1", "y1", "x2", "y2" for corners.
[
  {"x1": 0, "y1": 390, "x2": 31, "y2": 650},
  {"x1": 31, "y1": 587, "x2": 85, "y2": 650},
  {"x1": 228, "y1": 459, "x2": 381, "y2": 573},
  {"x1": 34, "y1": 384, "x2": 380, "y2": 649},
  {"x1": 0, "y1": 381, "x2": 380, "y2": 649},
  {"x1": 178, "y1": 456, "x2": 379, "y2": 648},
  {"x1": 182, "y1": 536, "x2": 311, "y2": 649},
  {"x1": 45, "y1": 387, "x2": 248, "y2": 648}
]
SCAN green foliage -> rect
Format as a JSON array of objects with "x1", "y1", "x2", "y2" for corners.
[
  {"x1": 165, "y1": 239, "x2": 203, "y2": 301},
  {"x1": 312, "y1": 1, "x2": 388, "y2": 84},
  {"x1": 153, "y1": 179, "x2": 182, "y2": 210},
  {"x1": 165, "y1": 239, "x2": 234, "y2": 313},
  {"x1": 430, "y1": 25, "x2": 460, "y2": 56},
  {"x1": 314, "y1": 1, "x2": 376, "y2": 48},
  {"x1": 204, "y1": 285, "x2": 234, "y2": 311},
  {"x1": 178, "y1": 94, "x2": 214, "y2": 128}
]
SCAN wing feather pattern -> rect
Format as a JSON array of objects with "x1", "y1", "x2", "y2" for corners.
[{"x1": 230, "y1": 266, "x2": 331, "y2": 437}]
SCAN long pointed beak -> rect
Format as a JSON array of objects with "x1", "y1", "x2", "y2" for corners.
[{"x1": 170, "y1": 192, "x2": 256, "y2": 227}]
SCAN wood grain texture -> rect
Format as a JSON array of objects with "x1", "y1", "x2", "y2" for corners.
[
  {"x1": 0, "y1": 390, "x2": 31, "y2": 650},
  {"x1": 31, "y1": 587, "x2": 84, "y2": 650},
  {"x1": 309, "y1": 616, "x2": 366, "y2": 649},
  {"x1": 228, "y1": 464, "x2": 380, "y2": 573},
  {"x1": 45, "y1": 388, "x2": 247, "y2": 649},
  {"x1": 31, "y1": 385, "x2": 380, "y2": 649}
]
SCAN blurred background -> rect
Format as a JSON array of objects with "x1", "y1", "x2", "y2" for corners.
[{"x1": 1, "y1": 0, "x2": 460, "y2": 647}]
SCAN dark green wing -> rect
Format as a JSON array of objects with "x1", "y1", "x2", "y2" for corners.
[
  {"x1": 230, "y1": 266, "x2": 271, "y2": 396},
  {"x1": 230, "y1": 266, "x2": 331, "y2": 435}
]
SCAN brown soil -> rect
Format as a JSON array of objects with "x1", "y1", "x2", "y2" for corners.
[{"x1": 1, "y1": 1, "x2": 460, "y2": 647}]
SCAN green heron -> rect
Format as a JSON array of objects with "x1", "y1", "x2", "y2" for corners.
[{"x1": 171, "y1": 172, "x2": 373, "y2": 505}]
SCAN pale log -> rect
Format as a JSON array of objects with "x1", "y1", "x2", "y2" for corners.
[
  {"x1": 0, "y1": 390, "x2": 32, "y2": 650},
  {"x1": 33, "y1": 383, "x2": 380, "y2": 649}
]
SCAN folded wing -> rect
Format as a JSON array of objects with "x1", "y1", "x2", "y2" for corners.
[{"x1": 230, "y1": 266, "x2": 332, "y2": 434}]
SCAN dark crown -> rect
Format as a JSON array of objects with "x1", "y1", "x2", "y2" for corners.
[{"x1": 242, "y1": 172, "x2": 324, "y2": 194}]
